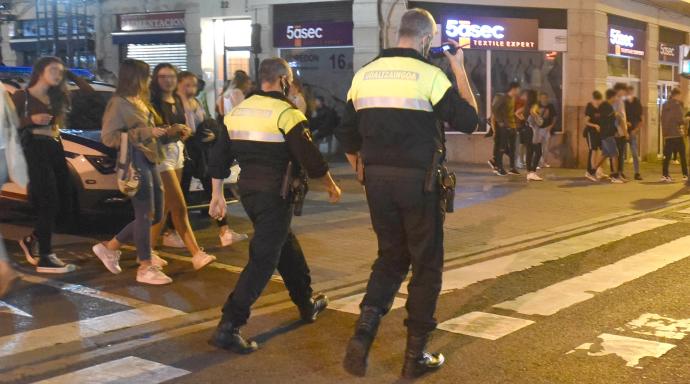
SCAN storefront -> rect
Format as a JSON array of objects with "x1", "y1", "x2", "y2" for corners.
[
  {"x1": 606, "y1": 16, "x2": 646, "y2": 96},
  {"x1": 410, "y1": 3, "x2": 567, "y2": 137},
  {"x1": 273, "y1": 1, "x2": 354, "y2": 110},
  {"x1": 111, "y1": 11, "x2": 188, "y2": 70}
]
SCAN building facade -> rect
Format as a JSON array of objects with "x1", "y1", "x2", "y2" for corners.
[{"x1": 2, "y1": 0, "x2": 690, "y2": 167}]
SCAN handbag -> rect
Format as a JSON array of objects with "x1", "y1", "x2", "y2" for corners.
[
  {"x1": 116, "y1": 132, "x2": 140, "y2": 197},
  {"x1": 5, "y1": 89, "x2": 28, "y2": 188}
]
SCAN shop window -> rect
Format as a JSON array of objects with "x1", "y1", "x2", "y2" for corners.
[
  {"x1": 491, "y1": 51, "x2": 564, "y2": 133},
  {"x1": 659, "y1": 64, "x2": 674, "y2": 82},
  {"x1": 224, "y1": 19, "x2": 252, "y2": 47},
  {"x1": 607, "y1": 56, "x2": 628, "y2": 77},
  {"x1": 629, "y1": 59, "x2": 641, "y2": 78}
]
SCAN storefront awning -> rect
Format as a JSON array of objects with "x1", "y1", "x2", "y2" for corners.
[{"x1": 111, "y1": 29, "x2": 185, "y2": 45}]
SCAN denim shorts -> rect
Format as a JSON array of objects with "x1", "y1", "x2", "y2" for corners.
[{"x1": 601, "y1": 137, "x2": 619, "y2": 157}]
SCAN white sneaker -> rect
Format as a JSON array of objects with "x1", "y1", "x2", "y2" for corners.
[
  {"x1": 543, "y1": 163, "x2": 551, "y2": 168},
  {"x1": 92, "y1": 243, "x2": 122, "y2": 274},
  {"x1": 595, "y1": 168, "x2": 607, "y2": 180},
  {"x1": 136, "y1": 265, "x2": 172, "y2": 285},
  {"x1": 684, "y1": 175, "x2": 689, "y2": 182},
  {"x1": 585, "y1": 172, "x2": 598, "y2": 182},
  {"x1": 219, "y1": 229, "x2": 249, "y2": 247},
  {"x1": 150, "y1": 250, "x2": 169, "y2": 267},
  {"x1": 673, "y1": 160, "x2": 681, "y2": 165},
  {"x1": 661, "y1": 176, "x2": 673, "y2": 183},
  {"x1": 527, "y1": 172, "x2": 543, "y2": 181},
  {"x1": 162, "y1": 231, "x2": 185, "y2": 248},
  {"x1": 192, "y1": 249, "x2": 217, "y2": 270},
  {"x1": 610, "y1": 177, "x2": 624, "y2": 184}
]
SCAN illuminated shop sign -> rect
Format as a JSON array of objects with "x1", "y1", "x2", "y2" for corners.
[
  {"x1": 443, "y1": 16, "x2": 538, "y2": 51},
  {"x1": 659, "y1": 43, "x2": 678, "y2": 63},
  {"x1": 274, "y1": 22, "x2": 353, "y2": 48},
  {"x1": 608, "y1": 25, "x2": 645, "y2": 57}
]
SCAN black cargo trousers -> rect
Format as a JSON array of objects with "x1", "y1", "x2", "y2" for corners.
[
  {"x1": 222, "y1": 189, "x2": 314, "y2": 326},
  {"x1": 360, "y1": 166, "x2": 445, "y2": 336}
]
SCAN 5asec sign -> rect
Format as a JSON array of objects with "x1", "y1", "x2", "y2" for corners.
[
  {"x1": 274, "y1": 22, "x2": 353, "y2": 48},
  {"x1": 443, "y1": 16, "x2": 538, "y2": 51}
]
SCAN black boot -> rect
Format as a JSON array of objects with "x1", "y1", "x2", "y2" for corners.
[
  {"x1": 401, "y1": 333, "x2": 444, "y2": 379},
  {"x1": 209, "y1": 319, "x2": 258, "y2": 354},
  {"x1": 343, "y1": 306, "x2": 383, "y2": 377},
  {"x1": 298, "y1": 293, "x2": 329, "y2": 323}
]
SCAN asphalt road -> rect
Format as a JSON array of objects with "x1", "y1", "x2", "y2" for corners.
[{"x1": 3, "y1": 162, "x2": 690, "y2": 383}]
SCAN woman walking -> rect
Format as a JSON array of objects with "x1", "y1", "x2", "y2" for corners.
[
  {"x1": 93, "y1": 59, "x2": 172, "y2": 285},
  {"x1": 215, "y1": 70, "x2": 252, "y2": 118},
  {"x1": 177, "y1": 71, "x2": 248, "y2": 247},
  {"x1": 149, "y1": 63, "x2": 216, "y2": 270},
  {"x1": 13, "y1": 57, "x2": 88, "y2": 273},
  {"x1": 525, "y1": 90, "x2": 545, "y2": 181}
]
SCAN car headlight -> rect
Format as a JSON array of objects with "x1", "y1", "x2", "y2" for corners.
[{"x1": 84, "y1": 155, "x2": 116, "y2": 174}]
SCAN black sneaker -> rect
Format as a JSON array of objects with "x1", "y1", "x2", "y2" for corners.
[
  {"x1": 487, "y1": 159, "x2": 497, "y2": 171},
  {"x1": 36, "y1": 254, "x2": 76, "y2": 274},
  {"x1": 634, "y1": 173, "x2": 642, "y2": 181},
  {"x1": 18, "y1": 235, "x2": 39, "y2": 266},
  {"x1": 494, "y1": 169, "x2": 508, "y2": 176},
  {"x1": 508, "y1": 168, "x2": 520, "y2": 175}
]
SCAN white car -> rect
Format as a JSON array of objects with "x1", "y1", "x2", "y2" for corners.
[{"x1": 0, "y1": 69, "x2": 238, "y2": 218}]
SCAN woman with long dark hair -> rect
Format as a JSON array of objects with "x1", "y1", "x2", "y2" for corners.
[
  {"x1": 93, "y1": 58, "x2": 173, "y2": 285},
  {"x1": 13, "y1": 57, "x2": 83, "y2": 273},
  {"x1": 149, "y1": 63, "x2": 216, "y2": 270},
  {"x1": 177, "y1": 71, "x2": 248, "y2": 247}
]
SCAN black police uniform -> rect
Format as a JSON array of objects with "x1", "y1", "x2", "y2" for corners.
[
  {"x1": 207, "y1": 90, "x2": 329, "y2": 352},
  {"x1": 336, "y1": 48, "x2": 478, "y2": 377}
]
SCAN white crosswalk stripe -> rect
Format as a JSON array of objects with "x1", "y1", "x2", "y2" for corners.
[
  {"x1": 32, "y1": 356, "x2": 190, "y2": 384},
  {"x1": 402, "y1": 218, "x2": 674, "y2": 295},
  {"x1": 494, "y1": 235, "x2": 690, "y2": 316},
  {"x1": 0, "y1": 305, "x2": 184, "y2": 359}
]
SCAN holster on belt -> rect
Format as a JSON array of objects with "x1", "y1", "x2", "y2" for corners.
[
  {"x1": 355, "y1": 153, "x2": 365, "y2": 184},
  {"x1": 425, "y1": 149, "x2": 456, "y2": 213},
  {"x1": 281, "y1": 161, "x2": 309, "y2": 216}
]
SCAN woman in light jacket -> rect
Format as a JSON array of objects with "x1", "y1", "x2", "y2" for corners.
[{"x1": 92, "y1": 59, "x2": 173, "y2": 285}]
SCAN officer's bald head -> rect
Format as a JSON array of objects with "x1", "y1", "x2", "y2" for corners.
[
  {"x1": 398, "y1": 8, "x2": 437, "y2": 41},
  {"x1": 259, "y1": 58, "x2": 292, "y2": 85}
]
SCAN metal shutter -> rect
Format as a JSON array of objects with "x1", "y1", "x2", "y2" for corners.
[{"x1": 125, "y1": 43, "x2": 188, "y2": 71}]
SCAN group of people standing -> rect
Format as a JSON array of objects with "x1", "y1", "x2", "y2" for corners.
[
  {"x1": 488, "y1": 82, "x2": 558, "y2": 181},
  {"x1": 583, "y1": 83, "x2": 643, "y2": 183}
]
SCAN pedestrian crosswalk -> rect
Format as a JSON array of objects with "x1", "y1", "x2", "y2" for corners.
[
  {"x1": 32, "y1": 356, "x2": 190, "y2": 384},
  {"x1": 326, "y1": 211, "x2": 690, "y2": 370},
  {"x1": 329, "y1": 217, "x2": 675, "y2": 316}
]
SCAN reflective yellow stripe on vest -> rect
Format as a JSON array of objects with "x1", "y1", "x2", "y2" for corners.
[
  {"x1": 353, "y1": 96, "x2": 432, "y2": 112},
  {"x1": 225, "y1": 95, "x2": 304, "y2": 143}
]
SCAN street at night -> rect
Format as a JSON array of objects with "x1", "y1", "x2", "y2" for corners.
[{"x1": 4, "y1": 164, "x2": 690, "y2": 383}]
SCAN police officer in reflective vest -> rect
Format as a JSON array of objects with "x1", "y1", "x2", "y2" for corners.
[
  {"x1": 336, "y1": 9, "x2": 478, "y2": 378},
  {"x1": 207, "y1": 58, "x2": 342, "y2": 353}
]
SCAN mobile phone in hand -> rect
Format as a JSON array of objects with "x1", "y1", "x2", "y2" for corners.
[{"x1": 429, "y1": 44, "x2": 457, "y2": 59}]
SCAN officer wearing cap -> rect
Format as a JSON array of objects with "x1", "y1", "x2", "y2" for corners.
[
  {"x1": 337, "y1": 8, "x2": 478, "y2": 378},
  {"x1": 207, "y1": 57, "x2": 342, "y2": 353}
]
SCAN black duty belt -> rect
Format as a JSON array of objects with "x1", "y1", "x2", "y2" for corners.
[{"x1": 365, "y1": 165, "x2": 427, "y2": 179}]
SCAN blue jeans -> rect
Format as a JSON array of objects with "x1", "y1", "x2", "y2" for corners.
[
  {"x1": 0, "y1": 148, "x2": 7, "y2": 262},
  {"x1": 628, "y1": 134, "x2": 640, "y2": 174},
  {"x1": 114, "y1": 148, "x2": 164, "y2": 261}
]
